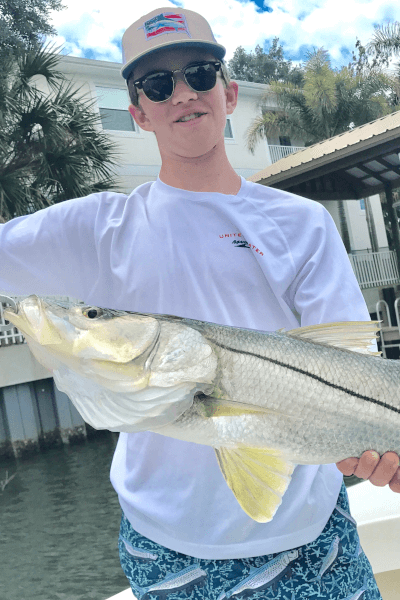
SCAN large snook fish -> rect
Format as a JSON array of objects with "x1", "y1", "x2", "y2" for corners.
[{"x1": 2, "y1": 295, "x2": 399, "y2": 523}]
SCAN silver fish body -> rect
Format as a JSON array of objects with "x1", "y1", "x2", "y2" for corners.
[
  {"x1": 155, "y1": 319, "x2": 400, "y2": 464},
  {"x1": 2, "y1": 295, "x2": 399, "y2": 523}
]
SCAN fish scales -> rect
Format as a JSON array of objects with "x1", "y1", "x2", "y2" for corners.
[
  {"x1": 157, "y1": 320, "x2": 400, "y2": 463},
  {"x1": 2, "y1": 295, "x2": 400, "y2": 523}
]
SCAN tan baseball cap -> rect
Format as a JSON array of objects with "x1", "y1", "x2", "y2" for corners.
[{"x1": 121, "y1": 8, "x2": 226, "y2": 80}]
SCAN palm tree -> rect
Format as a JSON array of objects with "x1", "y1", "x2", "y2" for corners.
[
  {"x1": 366, "y1": 22, "x2": 400, "y2": 108},
  {"x1": 245, "y1": 48, "x2": 397, "y2": 154},
  {"x1": 366, "y1": 22, "x2": 400, "y2": 60},
  {"x1": 0, "y1": 43, "x2": 120, "y2": 221}
]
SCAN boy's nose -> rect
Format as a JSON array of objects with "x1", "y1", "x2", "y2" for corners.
[{"x1": 171, "y1": 75, "x2": 199, "y2": 104}]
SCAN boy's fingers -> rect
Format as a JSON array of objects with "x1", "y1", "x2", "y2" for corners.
[
  {"x1": 353, "y1": 450, "x2": 380, "y2": 480},
  {"x1": 336, "y1": 457, "x2": 358, "y2": 476},
  {"x1": 337, "y1": 452, "x2": 400, "y2": 490},
  {"x1": 368, "y1": 452, "x2": 400, "y2": 487},
  {"x1": 389, "y1": 468, "x2": 400, "y2": 493}
]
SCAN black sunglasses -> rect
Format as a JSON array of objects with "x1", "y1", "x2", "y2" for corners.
[{"x1": 133, "y1": 61, "x2": 223, "y2": 103}]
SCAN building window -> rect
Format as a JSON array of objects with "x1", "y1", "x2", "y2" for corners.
[
  {"x1": 359, "y1": 199, "x2": 365, "y2": 210},
  {"x1": 96, "y1": 87, "x2": 136, "y2": 132},
  {"x1": 224, "y1": 118, "x2": 233, "y2": 139},
  {"x1": 279, "y1": 136, "x2": 291, "y2": 146}
]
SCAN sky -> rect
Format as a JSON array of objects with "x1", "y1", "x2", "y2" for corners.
[{"x1": 46, "y1": 0, "x2": 400, "y2": 72}]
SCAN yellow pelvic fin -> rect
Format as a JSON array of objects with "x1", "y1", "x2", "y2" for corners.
[
  {"x1": 285, "y1": 321, "x2": 381, "y2": 355},
  {"x1": 214, "y1": 446, "x2": 294, "y2": 523}
]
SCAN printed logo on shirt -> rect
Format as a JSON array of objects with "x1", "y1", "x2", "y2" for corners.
[
  {"x1": 219, "y1": 232, "x2": 264, "y2": 256},
  {"x1": 232, "y1": 239, "x2": 250, "y2": 249},
  {"x1": 138, "y1": 13, "x2": 192, "y2": 41}
]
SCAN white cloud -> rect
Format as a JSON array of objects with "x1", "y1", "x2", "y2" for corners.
[{"x1": 46, "y1": 0, "x2": 400, "y2": 70}]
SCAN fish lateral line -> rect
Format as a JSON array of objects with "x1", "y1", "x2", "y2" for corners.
[{"x1": 211, "y1": 341, "x2": 400, "y2": 417}]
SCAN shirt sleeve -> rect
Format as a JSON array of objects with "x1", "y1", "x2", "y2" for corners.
[
  {"x1": 283, "y1": 201, "x2": 371, "y2": 326},
  {"x1": 0, "y1": 196, "x2": 100, "y2": 299}
]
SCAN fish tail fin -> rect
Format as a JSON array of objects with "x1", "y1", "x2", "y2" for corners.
[{"x1": 214, "y1": 446, "x2": 295, "y2": 523}]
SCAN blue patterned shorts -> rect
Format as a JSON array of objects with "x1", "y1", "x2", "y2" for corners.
[{"x1": 118, "y1": 483, "x2": 382, "y2": 600}]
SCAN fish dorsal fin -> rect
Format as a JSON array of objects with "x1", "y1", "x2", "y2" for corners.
[
  {"x1": 214, "y1": 446, "x2": 295, "y2": 523},
  {"x1": 285, "y1": 321, "x2": 381, "y2": 355}
]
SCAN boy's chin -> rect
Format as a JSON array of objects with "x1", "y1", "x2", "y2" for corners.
[{"x1": 169, "y1": 139, "x2": 222, "y2": 159}]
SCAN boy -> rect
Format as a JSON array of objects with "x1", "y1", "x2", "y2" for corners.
[{"x1": 0, "y1": 7, "x2": 399, "y2": 599}]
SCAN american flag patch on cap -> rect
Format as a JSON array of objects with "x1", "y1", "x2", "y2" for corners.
[{"x1": 138, "y1": 12, "x2": 192, "y2": 41}]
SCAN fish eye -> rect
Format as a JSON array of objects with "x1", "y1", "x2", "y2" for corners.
[{"x1": 82, "y1": 307, "x2": 103, "y2": 319}]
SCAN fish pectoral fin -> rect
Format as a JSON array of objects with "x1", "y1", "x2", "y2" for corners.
[
  {"x1": 196, "y1": 395, "x2": 302, "y2": 421},
  {"x1": 214, "y1": 446, "x2": 295, "y2": 523},
  {"x1": 285, "y1": 321, "x2": 381, "y2": 355}
]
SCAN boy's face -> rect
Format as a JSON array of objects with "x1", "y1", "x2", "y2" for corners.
[{"x1": 128, "y1": 47, "x2": 238, "y2": 160}]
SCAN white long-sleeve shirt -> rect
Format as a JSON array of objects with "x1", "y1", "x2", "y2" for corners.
[{"x1": 0, "y1": 176, "x2": 370, "y2": 558}]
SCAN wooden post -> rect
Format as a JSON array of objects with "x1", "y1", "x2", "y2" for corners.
[
  {"x1": 338, "y1": 200, "x2": 351, "y2": 253},
  {"x1": 384, "y1": 184, "x2": 400, "y2": 278},
  {"x1": 364, "y1": 197, "x2": 379, "y2": 253}
]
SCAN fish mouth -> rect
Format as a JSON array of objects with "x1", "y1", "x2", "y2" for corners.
[{"x1": 2, "y1": 295, "x2": 63, "y2": 344}]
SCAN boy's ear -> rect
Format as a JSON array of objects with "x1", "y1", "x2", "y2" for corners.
[
  {"x1": 225, "y1": 81, "x2": 239, "y2": 116},
  {"x1": 129, "y1": 104, "x2": 155, "y2": 132}
]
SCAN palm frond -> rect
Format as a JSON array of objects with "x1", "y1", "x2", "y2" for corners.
[
  {"x1": 302, "y1": 49, "x2": 338, "y2": 136},
  {"x1": 0, "y1": 42, "x2": 120, "y2": 220},
  {"x1": 265, "y1": 80, "x2": 304, "y2": 110},
  {"x1": 366, "y1": 22, "x2": 400, "y2": 57},
  {"x1": 244, "y1": 110, "x2": 315, "y2": 154},
  {"x1": 245, "y1": 111, "x2": 285, "y2": 155},
  {"x1": 244, "y1": 45, "x2": 396, "y2": 153}
]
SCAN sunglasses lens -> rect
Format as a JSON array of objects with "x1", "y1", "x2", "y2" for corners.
[
  {"x1": 140, "y1": 63, "x2": 219, "y2": 103},
  {"x1": 142, "y1": 72, "x2": 174, "y2": 102},
  {"x1": 185, "y1": 63, "x2": 217, "y2": 92}
]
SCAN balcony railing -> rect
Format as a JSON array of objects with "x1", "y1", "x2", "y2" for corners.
[
  {"x1": 0, "y1": 317, "x2": 24, "y2": 346},
  {"x1": 269, "y1": 145, "x2": 305, "y2": 164},
  {"x1": 348, "y1": 250, "x2": 400, "y2": 289}
]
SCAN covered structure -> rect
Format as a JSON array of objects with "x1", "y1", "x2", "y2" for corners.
[{"x1": 247, "y1": 110, "x2": 400, "y2": 272}]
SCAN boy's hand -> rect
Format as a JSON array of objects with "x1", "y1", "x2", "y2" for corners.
[{"x1": 336, "y1": 451, "x2": 400, "y2": 493}]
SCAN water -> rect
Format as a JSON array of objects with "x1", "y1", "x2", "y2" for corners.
[{"x1": 0, "y1": 432, "x2": 130, "y2": 600}]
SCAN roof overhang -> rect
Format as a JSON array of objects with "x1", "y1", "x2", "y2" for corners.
[{"x1": 247, "y1": 110, "x2": 400, "y2": 200}]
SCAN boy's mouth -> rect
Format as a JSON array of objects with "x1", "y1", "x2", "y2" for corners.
[{"x1": 175, "y1": 112, "x2": 207, "y2": 123}]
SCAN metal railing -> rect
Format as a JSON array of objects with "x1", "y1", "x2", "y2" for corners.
[
  {"x1": 268, "y1": 145, "x2": 304, "y2": 164},
  {"x1": 348, "y1": 251, "x2": 400, "y2": 289},
  {"x1": 376, "y1": 299, "x2": 400, "y2": 358},
  {"x1": 0, "y1": 296, "x2": 25, "y2": 346}
]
